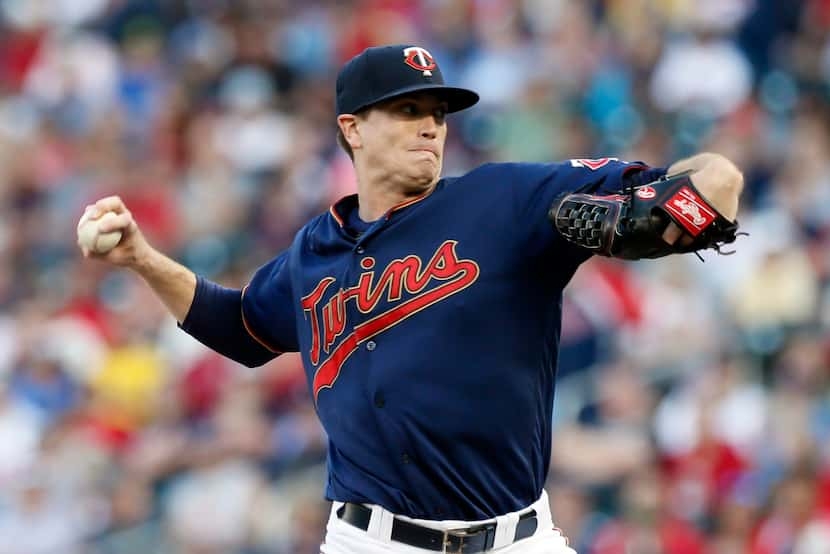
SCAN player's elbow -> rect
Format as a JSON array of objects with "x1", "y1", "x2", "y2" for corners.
[{"x1": 237, "y1": 350, "x2": 280, "y2": 368}]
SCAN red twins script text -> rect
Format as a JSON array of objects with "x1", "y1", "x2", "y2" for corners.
[{"x1": 301, "y1": 240, "x2": 479, "y2": 402}]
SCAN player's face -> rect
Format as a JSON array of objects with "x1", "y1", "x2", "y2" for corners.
[{"x1": 359, "y1": 93, "x2": 449, "y2": 192}]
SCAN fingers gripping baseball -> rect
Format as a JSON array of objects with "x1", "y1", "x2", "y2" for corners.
[
  {"x1": 78, "y1": 211, "x2": 123, "y2": 254},
  {"x1": 77, "y1": 196, "x2": 148, "y2": 267}
]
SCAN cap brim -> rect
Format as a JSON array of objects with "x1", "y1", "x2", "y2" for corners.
[{"x1": 352, "y1": 84, "x2": 479, "y2": 114}]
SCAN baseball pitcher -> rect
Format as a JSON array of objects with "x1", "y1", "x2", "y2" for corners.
[{"x1": 79, "y1": 44, "x2": 744, "y2": 553}]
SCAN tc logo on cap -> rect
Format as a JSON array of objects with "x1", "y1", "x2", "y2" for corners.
[{"x1": 403, "y1": 46, "x2": 436, "y2": 77}]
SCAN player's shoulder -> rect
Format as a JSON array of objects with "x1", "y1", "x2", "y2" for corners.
[
  {"x1": 294, "y1": 206, "x2": 364, "y2": 258},
  {"x1": 449, "y1": 161, "x2": 587, "y2": 193},
  {"x1": 446, "y1": 162, "x2": 548, "y2": 192},
  {"x1": 455, "y1": 158, "x2": 650, "y2": 185},
  {"x1": 455, "y1": 159, "x2": 633, "y2": 180},
  {"x1": 296, "y1": 211, "x2": 331, "y2": 249},
  {"x1": 249, "y1": 210, "x2": 334, "y2": 283},
  {"x1": 457, "y1": 161, "x2": 555, "y2": 180},
  {"x1": 301, "y1": 210, "x2": 329, "y2": 235}
]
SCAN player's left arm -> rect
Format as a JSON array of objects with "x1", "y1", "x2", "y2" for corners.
[{"x1": 550, "y1": 152, "x2": 745, "y2": 259}]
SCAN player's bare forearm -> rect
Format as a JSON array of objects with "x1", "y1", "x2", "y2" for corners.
[
  {"x1": 132, "y1": 249, "x2": 197, "y2": 324},
  {"x1": 668, "y1": 152, "x2": 743, "y2": 221}
]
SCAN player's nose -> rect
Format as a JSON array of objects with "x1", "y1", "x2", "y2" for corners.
[{"x1": 419, "y1": 116, "x2": 438, "y2": 139}]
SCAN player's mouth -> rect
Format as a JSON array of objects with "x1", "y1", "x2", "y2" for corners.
[{"x1": 410, "y1": 147, "x2": 439, "y2": 158}]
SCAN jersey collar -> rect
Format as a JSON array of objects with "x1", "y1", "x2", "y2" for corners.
[{"x1": 328, "y1": 182, "x2": 441, "y2": 228}]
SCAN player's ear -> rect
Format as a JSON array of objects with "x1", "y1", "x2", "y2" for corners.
[{"x1": 337, "y1": 114, "x2": 363, "y2": 151}]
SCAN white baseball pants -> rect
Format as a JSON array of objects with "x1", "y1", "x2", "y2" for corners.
[{"x1": 320, "y1": 490, "x2": 577, "y2": 554}]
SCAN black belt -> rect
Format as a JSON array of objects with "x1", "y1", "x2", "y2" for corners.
[{"x1": 336, "y1": 502, "x2": 538, "y2": 553}]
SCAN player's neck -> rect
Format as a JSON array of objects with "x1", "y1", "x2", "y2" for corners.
[{"x1": 355, "y1": 177, "x2": 437, "y2": 221}]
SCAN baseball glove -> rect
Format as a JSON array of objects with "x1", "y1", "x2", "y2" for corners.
[{"x1": 549, "y1": 172, "x2": 741, "y2": 260}]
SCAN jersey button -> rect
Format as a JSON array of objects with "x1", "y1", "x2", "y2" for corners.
[
  {"x1": 366, "y1": 340, "x2": 376, "y2": 351},
  {"x1": 401, "y1": 453, "x2": 411, "y2": 464},
  {"x1": 356, "y1": 246, "x2": 365, "y2": 254}
]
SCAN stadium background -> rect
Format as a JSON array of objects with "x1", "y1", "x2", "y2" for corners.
[{"x1": 0, "y1": 0, "x2": 828, "y2": 552}]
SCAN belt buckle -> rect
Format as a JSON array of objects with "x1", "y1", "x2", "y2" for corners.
[
  {"x1": 441, "y1": 528, "x2": 468, "y2": 554},
  {"x1": 443, "y1": 525, "x2": 489, "y2": 554}
]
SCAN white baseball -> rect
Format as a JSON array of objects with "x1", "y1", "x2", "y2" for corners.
[{"x1": 77, "y1": 211, "x2": 123, "y2": 254}]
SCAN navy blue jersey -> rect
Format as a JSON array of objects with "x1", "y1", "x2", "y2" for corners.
[{"x1": 241, "y1": 159, "x2": 662, "y2": 520}]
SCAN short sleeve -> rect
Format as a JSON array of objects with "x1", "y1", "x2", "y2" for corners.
[
  {"x1": 484, "y1": 158, "x2": 666, "y2": 273},
  {"x1": 552, "y1": 157, "x2": 665, "y2": 197},
  {"x1": 241, "y1": 252, "x2": 300, "y2": 353}
]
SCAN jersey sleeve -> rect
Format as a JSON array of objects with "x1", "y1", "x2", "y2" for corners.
[
  {"x1": 240, "y1": 251, "x2": 300, "y2": 353},
  {"x1": 493, "y1": 158, "x2": 667, "y2": 273},
  {"x1": 550, "y1": 158, "x2": 666, "y2": 197}
]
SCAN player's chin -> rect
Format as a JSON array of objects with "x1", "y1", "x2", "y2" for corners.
[
  {"x1": 411, "y1": 158, "x2": 441, "y2": 180},
  {"x1": 405, "y1": 168, "x2": 439, "y2": 192}
]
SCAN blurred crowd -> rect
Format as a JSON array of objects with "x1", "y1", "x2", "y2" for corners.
[{"x1": 0, "y1": 0, "x2": 828, "y2": 553}]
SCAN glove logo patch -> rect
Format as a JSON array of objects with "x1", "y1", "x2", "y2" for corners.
[
  {"x1": 664, "y1": 186, "x2": 716, "y2": 236},
  {"x1": 570, "y1": 158, "x2": 619, "y2": 170},
  {"x1": 635, "y1": 186, "x2": 656, "y2": 199}
]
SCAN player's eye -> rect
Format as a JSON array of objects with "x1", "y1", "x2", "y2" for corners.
[
  {"x1": 400, "y1": 103, "x2": 418, "y2": 115},
  {"x1": 433, "y1": 106, "x2": 448, "y2": 122}
]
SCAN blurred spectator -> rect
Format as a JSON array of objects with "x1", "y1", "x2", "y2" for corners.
[
  {"x1": 0, "y1": 381, "x2": 41, "y2": 483},
  {"x1": 590, "y1": 467, "x2": 707, "y2": 554},
  {"x1": 649, "y1": 28, "x2": 752, "y2": 117},
  {"x1": 0, "y1": 472, "x2": 88, "y2": 554},
  {"x1": 753, "y1": 469, "x2": 828, "y2": 554}
]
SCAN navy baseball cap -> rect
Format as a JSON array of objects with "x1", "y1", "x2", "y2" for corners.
[{"x1": 335, "y1": 44, "x2": 479, "y2": 116}]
